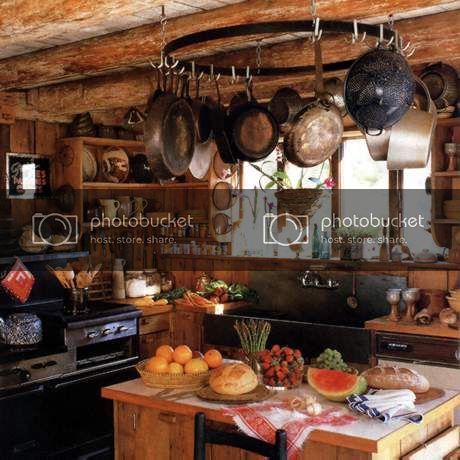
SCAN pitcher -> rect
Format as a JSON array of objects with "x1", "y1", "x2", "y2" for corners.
[
  {"x1": 99, "y1": 199, "x2": 120, "y2": 220},
  {"x1": 132, "y1": 197, "x2": 148, "y2": 219},
  {"x1": 116, "y1": 196, "x2": 135, "y2": 219}
]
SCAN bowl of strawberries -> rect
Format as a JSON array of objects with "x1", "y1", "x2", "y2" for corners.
[{"x1": 259, "y1": 345, "x2": 304, "y2": 390}]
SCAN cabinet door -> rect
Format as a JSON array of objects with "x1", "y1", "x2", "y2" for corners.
[
  {"x1": 115, "y1": 402, "x2": 194, "y2": 460},
  {"x1": 173, "y1": 311, "x2": 203, "y2": 350},
  {"x1": 139, "y1": 330, "x2": 170, "y2": 359}
]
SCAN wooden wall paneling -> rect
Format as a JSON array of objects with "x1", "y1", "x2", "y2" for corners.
[
  {"x1": 408, "y1": 270, "x2": 448, "y2": 290},
  {"x1": 447, "y1": 271, "x2": 460, "y2": 289},
  {"x1": 0, "y1": 125, "x2": 10, "y2": 216}
]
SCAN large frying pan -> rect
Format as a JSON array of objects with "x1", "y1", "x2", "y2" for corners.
[
  {"x1": 144, "y1": 72, "x2": 195, "y2": 179},
  {"x1": 227, "y1": 80, "x2": 279, "y2": 162},
  {"x1": 284, "y1": 41, "x2": 343, "y2": 167}
]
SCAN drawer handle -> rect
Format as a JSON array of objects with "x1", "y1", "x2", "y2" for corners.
[
  {"x1": 383, "y1": 342, "x2": 411, "y2": 352},
  {"x1": 159, "y1": 412, "x2": 176, "y2": 424},
  {"x1": 455, "y1": 349, "x2": 460, "y2": 361}
]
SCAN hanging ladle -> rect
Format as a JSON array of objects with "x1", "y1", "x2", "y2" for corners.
[{"x1": 346, "y1": 273, "x2": 359, "y2": 309}]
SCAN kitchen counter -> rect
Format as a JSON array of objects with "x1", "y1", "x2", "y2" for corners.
[
  {"x1": 102, "y1": 379, "x2": 460, "y2": 459},
  {"x1": 365, "y1": 316, "x2": 460, "y2": 339}
]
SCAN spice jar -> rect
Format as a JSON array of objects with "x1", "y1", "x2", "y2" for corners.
[
  {"x1": 144, "y1": 269, "x2": 161, "y2": 296},
  {"x1": 125, "y1": 271, "x2": 147, "y2": 298}
]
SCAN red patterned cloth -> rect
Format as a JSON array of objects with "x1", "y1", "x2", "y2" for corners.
[{"x1": 224, "y1": 400, "x2": 357, "y2": 460}]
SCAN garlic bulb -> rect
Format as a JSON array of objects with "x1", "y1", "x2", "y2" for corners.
[{"x1": 306, "y1": 402, "x2": 322, "y2": 416}]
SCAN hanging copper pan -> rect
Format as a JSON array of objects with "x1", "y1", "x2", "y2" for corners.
[{"x1": 284, "y1": 41, "x2": 343, "y2": 167}]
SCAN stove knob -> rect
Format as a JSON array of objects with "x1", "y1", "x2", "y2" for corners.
[
  {"x1": 31, "y1": 362, "x2": 45, "y2": 369},
  {"x1": 45, "y1": 360, "x2": 57, "y2": 367},
  {"x1": 117, "y1": 325, "x2": 129, "y2": 333},
  {"x1": 101, "y1": 328, "x2": 113, "y2": 337},
  {"x1": 87, "y1": 331, "x2": 99, "y2": 339}
]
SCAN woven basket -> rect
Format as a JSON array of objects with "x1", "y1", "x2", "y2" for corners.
[
  {"x1": 275, "y1": 189, "x2": 323, "y2": 216},
  {"x1": 136, "y1": 359, "x2": 210, "y2": 389}
]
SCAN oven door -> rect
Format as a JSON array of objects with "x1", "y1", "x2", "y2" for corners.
[
  {"x1": 0, "y1": 384, "x2": 49, "y2": 459},
  {"x1": 45, "y1": 361, "x2": 137, "y2": 459}
]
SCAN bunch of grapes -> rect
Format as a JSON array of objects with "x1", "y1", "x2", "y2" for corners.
[
  {"x1": 260, "y1": 345, "x2": 304, "y2": 389},
  {"x1": 315, "y1": 348, "x2": 349, "y2": 372}
]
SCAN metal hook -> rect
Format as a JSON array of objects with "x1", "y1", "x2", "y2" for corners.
[
  {"x1": 375, "y1": 24, "x2": 394, "y2": 48},
  {"x1": 197, "y1": 71, "x2": 204, "y2": 81},
  {"x1": 345, "y1": 19, "x2": 367, "y2": 44},
  {"x1": 191, "y1": 61, "x2": 196, "y2": 80},
  {"x1": 309, "y1": 18, "x2": 323, "y2": 43},
  {"x1": 230, "y1": 65, "x2": 239, "y2": 85},
  {"x1": 149, "y1": 60, "x2": 157, "y2": 69}
]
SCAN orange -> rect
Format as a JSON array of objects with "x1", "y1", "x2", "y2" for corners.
[
  {"x1": 155, "y1": 345, "x2": 174, "y2": 363},
  {"x1": 204, "y1": 349, "x2": 223, "y2": 369},
  {"x1": 145, "y1": 356, "x2": 169, "y2": 374},
  {"x1": 173, "y1": 345, "x2": 193, "y2": 365},
  {"x1": 168, "y1": 362, "x2": 184, "y2": 375},
  {"x1": 184, "y1": 358, "x2": 209, "y2": 374}
]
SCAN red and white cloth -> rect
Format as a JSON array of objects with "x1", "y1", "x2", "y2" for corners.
[{"x1": 224, "y1": 400, "x2": 357, "y2": 460}]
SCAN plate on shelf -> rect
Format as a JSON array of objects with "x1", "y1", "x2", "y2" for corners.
[
  {"x1": 102, "y1": 147, "x2": 129, "y2": 183},
  {"x1": 83, "y1": 147, "x2": 98, "y2": 182}
]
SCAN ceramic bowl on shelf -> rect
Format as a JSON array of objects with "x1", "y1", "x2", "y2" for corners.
[
  {"x1": 446, "y1": 296, "x2": 460, "y2": 313},
  {"x1": 101, "y1": 147, "x2": 129, "y2": 183}
]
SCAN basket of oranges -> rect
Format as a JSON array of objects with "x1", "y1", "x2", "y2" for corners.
[{"x1": 137, "y1": 344, "x2": 223, "y2": 389}]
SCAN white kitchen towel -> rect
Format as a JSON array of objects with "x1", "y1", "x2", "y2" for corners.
[{"x1": 347, "y1": 389, "x2": 423, "y2": 424}]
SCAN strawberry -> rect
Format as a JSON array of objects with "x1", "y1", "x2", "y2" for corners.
[
  {"x1": 271, "y1": 344, "x2": 280, "y2": 353},
  {"x1": 261, "y1": 361, "x2": 270, "y2": 370},
  {"x1": 293, "y1": 349, "x2": 302, "y2": 359},
  {"x1": 286, "y1": 355, "x2": 294, "y2": 363},
  {"x1": 265, "y1": 367, "x2": 274, "y2": 377}
]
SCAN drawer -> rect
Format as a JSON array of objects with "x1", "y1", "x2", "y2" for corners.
[
  {"x1": 376, "y1": 332, "x2": 460, "y2": 366},
  {"x1": 139, "y1": 313, "x2": 170, "y2": 335}
]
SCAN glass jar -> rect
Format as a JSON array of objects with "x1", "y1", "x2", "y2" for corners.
[
  {"x1": 125, "y1": 271, "x2": 147, "y2": 298},
  {"x1": 144, "y1": 269, "x2": 161, "y2": 296}
]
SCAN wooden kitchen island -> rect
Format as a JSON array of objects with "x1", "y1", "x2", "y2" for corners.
[{"x1": 102, "y1": 379, "x2": 460, "y2": 459}]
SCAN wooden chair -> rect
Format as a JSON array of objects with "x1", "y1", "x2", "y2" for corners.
[{"x1": 194, "y1": 412, "x2": 287, "y2": 460}]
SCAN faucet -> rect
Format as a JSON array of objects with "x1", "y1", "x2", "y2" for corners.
[{"x1": 298, "y1": 270, "x2": 339, "y2": 290}]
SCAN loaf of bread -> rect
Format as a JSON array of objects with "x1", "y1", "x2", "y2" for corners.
[
  {"x1": 362, "y1": 365, "x2": 430, "y2": 393},
  {"x1": 209, "y1": 363, "x2": 258, "y2": 395}
]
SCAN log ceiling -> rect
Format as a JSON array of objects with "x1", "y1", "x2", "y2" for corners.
[{"x1": 1, "y1": 0, "x2": 460, "y2": 121}]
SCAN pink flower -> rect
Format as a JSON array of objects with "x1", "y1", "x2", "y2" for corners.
[{"x1": 323, "y1": 177, "x2": 336, "y2": 189}]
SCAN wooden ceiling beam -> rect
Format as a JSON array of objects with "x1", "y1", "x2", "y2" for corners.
[
  {"x1": 0, "y1": 0, "x2": 458, "y2": 90},
  {"x1": 16, "y1": 10, "x2": 459, "y2": 119}
]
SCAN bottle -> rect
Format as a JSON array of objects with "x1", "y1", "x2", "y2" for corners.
[
  {"x1": 312, "y1": 224, "x2": 320, "y2": 258},
  {"x1": 320, "y1": 231, "x2": 330, "y2": 259}
]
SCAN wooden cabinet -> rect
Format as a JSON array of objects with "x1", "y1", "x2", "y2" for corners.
[
  {"x1": 138, "y1": 312, "x2": 172, "y2": 360},
  {"x1": 172, "y1": 310, "x2": 204, "y2": 350},
  {"x1": 114, "y1": 402, "x2": 194, "y2": 460}
]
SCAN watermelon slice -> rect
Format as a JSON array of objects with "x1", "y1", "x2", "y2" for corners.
[{"x1": 307, "y1": 367, "x2": 367, "y2": 402}]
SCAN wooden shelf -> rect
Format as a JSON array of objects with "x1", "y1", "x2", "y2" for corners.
[
  {"x1": 0, "y1": 250, "x2": 88, "y2": 265},
  {"x1": 433, "y1": 171, "x2": 460, "y2": 177},
  {"x1": 159, "y1": 254, "x2": 460, "y2": 270},
  {"x1": 82, "y1": 181, "x2": 209, "y2": 190},
  {"x1": 60, "y1": 136, "x2": 144, "y2": 149}
]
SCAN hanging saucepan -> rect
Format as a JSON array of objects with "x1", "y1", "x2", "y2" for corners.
[
  {"x1": 144, "y1": 70, "x2": 195, "y2": 179},
  {"x1": 210, "y1": 78, "x2": 238, "y2": 164},
  {"x1": 189, "y1": 76, "x2": 212, "y2": 143},
  {"x1": 420, "y1": 62, "x2": 458, "y2": 110},
  {"x1": 213, "y1": 213, "x2": 232, "y2": 236},
  {"x1": 268, "y1": 87, "x2": 304, "y2": 125},
  {"x1": 284, "y1": 41, "x2": 343, "y2": 167},
  {"x1": 212, "y1": 181, "x2": 236, "y2": 210},
  {"x1": 365, "y1": 129, "x2": 391, "y2": 161},
  {"x1": 387, "y1": 77, "x2": 437, "y2": 170},
  {"x1": 213, "y1": 150, "x2": 237, "y2": 179},
  {"x1": 227, "y1": 79, "x2": 279, "y2": 162},
  {"x1": 344, "y1": 47, "x2": 415, "y2": 134},
  {"x1": 323, "y1": 78, "x2": 347, "y2": 117}
]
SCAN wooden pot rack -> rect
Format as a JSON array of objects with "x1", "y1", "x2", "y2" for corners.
[{"x1": 163, "y1": 20, "x2": 403, "y2": 77}]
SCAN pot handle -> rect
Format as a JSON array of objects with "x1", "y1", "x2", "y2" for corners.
[
  {"x1": 414, "y1": 77, "x2": 436, "y2": 114},
  {"x1": 0, "y1": 317, "x2": 5, "y2": 343},
  {"x1": 314, "y1": 40, "x2": 325, "y2": 98}
]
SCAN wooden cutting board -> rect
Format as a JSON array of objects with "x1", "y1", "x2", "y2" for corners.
[
  {"x1": 415, "y1": 387, "x2": 445, "y2": 405},
  {"x1": 197, "y1": 384, "x2": 273, "y2": 404}
]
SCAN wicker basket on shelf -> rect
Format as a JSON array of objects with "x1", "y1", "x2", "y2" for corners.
[
  {"x1": 275, "y1": 189, "x2": 323, "y2": 216},
  {"x1": 136, "y1": 359, "x2": 210, "y2": 389}
]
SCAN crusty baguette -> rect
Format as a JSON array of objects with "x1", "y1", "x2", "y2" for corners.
[
  {"x1": 209, "y1": 363, "x2": 258, "y2": 395},
  {"x1": 362, "y1": 365, "x2": 430, "y2": 393}
]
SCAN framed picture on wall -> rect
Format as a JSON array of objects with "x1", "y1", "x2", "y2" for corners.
[{"x1": 6, "y1": 153, "x2": 52, "y2": 199}]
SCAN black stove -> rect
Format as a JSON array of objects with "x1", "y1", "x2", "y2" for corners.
[{"x1": 0, "y1": 299, "x2": 141, "y2": 459}]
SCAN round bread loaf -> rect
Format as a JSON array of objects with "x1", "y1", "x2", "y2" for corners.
[{"x1": 209, "y1": 363, "x2": 258, "y2": 395}]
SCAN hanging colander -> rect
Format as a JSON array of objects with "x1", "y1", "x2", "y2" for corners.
[{"x1": 344, "y1": 48, "x2": 415, "y2": 134}]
